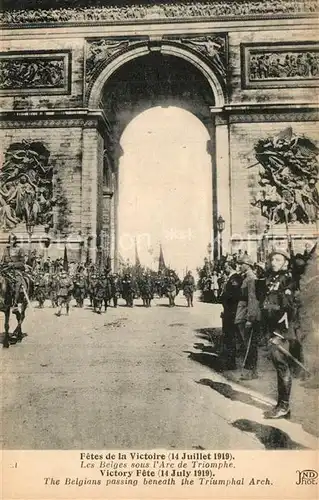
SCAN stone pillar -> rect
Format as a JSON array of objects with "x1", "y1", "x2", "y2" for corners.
[
  {"x1": 81, "y1": 123, "x2": 104, "y2": 263},
  {"x1": 211, "y1": 111, "x2": 231, "y2": 257},
  {"x1": 101, "y1": 189, "x2": 113, "y2": 266}
]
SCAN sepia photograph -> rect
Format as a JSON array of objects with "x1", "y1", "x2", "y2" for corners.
[{"x1": 0, "y1": 1, "x2": 318, "y2": 499}]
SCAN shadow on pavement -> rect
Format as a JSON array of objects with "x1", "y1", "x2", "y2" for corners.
[
  {"x1": 232, "y1": 419, "x2": 307, "y2": 450},
  {"x1": 193, "y1": 342, "x2": 217, "y2": 354},
  {"x1": 196, "y1": 378, "x2": 269, "y2": 411},
  {"x1": 186, "y1": 352, "x2": 224, "y2": 372}
]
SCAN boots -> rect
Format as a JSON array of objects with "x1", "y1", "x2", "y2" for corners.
[{"x1": 264, "y1": 402, "x2": 291, "y2": 419}]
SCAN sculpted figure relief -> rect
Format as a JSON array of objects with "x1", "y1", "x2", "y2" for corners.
[
  {"x1": 0, "y1": 141, "x2": 54, "y2": 231},
  {"x1": 249, "y1": 50, "x2": 319, "y2": 81},
  {"x1": 86, "y1": 39, "x2": 130, "y2": 81},
  {"x1": 251, "y1": 127, "x2": 319, "y2": 225},
  {"x1": 1, "y1": 1, "x2": 318, "y2": 25},
  {"x1": 0, "y1": 58, "x2": 64, "y2": 90},
  {"x1": 181, "y1": 36, "x2": 226, "y2": 77}
]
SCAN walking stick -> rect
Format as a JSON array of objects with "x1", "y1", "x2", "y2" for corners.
[{"x1": 242, "y1": 325, "x2": 254, "y2": 372}]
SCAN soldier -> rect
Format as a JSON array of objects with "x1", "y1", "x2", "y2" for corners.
[
  {"x1": 34, "y1": 271, "x2": 47, "y2": 308},
  {"x1": 164, "y1": 271, "x2": 180, "y2": 307},
  {"x1": 48, "y1": 270, "x2": 59, "y2": 308},
  {"x1": 182, "y1": 270, "x2": 196, "y2": 307},
  {"x1": 55, "y1": 270, "x2": 73, "y2": 316},
  {"x1": 88, "y1": 272, "x2": 98, "y2": 307},
  {"x1": 139, "y1": 272, "x2": 154, "y2": 307},
  {"x1": 73, "y1": 267, "x2": 87, "y2": 308},
  {"x1": 110, "y1": 273, "x2": 121, "y2": 308},
  {"x1": 92, "y1": 273, "x2": 105, "y2": 314},
  {"x1": 235, "y1": 255, "x2": 261, "y2": 380},
  {"x1": 3, "y1": 234, "x2": 27, "y2": 312},
  {"x1": 220, "y1": 261, "x2": 242, "y2": 370},
  {"x1": 121, "y1": 272, "x2": 135, "y2": 307},
  {"x1": 262, "y1": 248, "x2": 296, "y2": 419}
]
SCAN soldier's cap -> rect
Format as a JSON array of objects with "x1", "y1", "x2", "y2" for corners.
[
  {"x1": 237, "y1": 254, "x2": 254, "y2": 267},
  {"x1": 269, "y1": 247, "x2": 290, "y2": 261}
]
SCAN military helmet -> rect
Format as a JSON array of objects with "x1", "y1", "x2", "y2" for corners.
[
  {"x1": 237, "y1": 254, "x2": 254, "y2": 267},
  {"x1": 269, "y1": 247, "x2": 290, "y2": 261}
]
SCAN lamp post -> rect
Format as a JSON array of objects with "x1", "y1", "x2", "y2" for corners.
[
  {"x1": 217, "y1": 215, "x2": 225, "y2": 259},
  {"x1": 207, "y1": 242, "x2": 212, "y2": 272},
  {"x1": 25, "y1": 220, "x2": 35, "y2": 264}
]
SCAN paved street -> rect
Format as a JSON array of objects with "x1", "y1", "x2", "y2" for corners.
[{"x1": 1, "y1": 295, "x2": 317, "y2": 450}]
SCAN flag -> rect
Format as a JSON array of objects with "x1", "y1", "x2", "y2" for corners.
[
  {"x1": 158, "y1": 243, "x2": 166, "y2": 272},
  {"x1": 63, "y1": 244, "x2": 68, "y2": 272},
  {"x1": 135, "y1": 238, "x2": 141, "y2": 268}
]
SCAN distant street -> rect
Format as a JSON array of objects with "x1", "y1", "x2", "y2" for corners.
[{"x1": 1, "y1": 294, "x2": 317, "y2": 450}]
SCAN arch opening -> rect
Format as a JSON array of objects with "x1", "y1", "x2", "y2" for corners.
[
  {"x1": 97, "y1": 51, "x2": 218, "y2": 271},
  {"x1": 118, "y1": 105, "x2": 212, "y2": 275}
]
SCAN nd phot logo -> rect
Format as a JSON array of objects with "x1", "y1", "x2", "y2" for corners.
[{"x1": 296, "y1": 470, "x2": 318, "y2": 485}]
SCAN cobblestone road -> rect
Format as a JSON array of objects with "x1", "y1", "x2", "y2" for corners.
[{"x1": 1, "y1": 295, "x2": 317, "y2": 450}]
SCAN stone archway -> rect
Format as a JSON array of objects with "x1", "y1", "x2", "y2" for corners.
[{"x1": 83, "y1": 38, "x2": 229, "y2": 268}]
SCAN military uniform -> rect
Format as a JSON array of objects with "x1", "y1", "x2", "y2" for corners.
[
  {"x1": 262, "y1": 249, "x2": 296, "y2": 419},
  {"x1": 139, "y1": 274, "x2": 153, "y2": 307},
  {"x1": 182, "y1": 272, "x2": 196, "y2": 307},
  {"x1": 235, "y1": 256, "x2": 261, "y2": 379},
  {"x1": 56, "y1": 272, "x2": 73, "y2": 316},
  {"x1": 121, "y1": 274, "x2": 136, "y2": 307},
  {"x1": 110, "y1": 274, "x2": 121, "y2": 308},
  {"x1": 34, "y1": 272, "x2": 47, "y2": 308},
  {"x1": 3, "y1": 240, "x2": 26, "y2": 311},
  {"x1": 73, "y1": 272, "x2": 87, "y2": 307}
]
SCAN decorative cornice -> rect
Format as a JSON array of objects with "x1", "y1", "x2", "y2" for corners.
[
  {"x1": 0, "y1": 1, "x2": 318, "y2": 28},
  {"x1": 0, "y1": 108, "x2": 110, "y2": 130}
]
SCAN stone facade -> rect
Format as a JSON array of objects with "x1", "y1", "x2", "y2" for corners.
[{"x1": 0, "y1": 2, "x2": 318, "y2": 263}]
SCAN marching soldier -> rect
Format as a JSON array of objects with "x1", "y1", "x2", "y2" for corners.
[
  {"x1": 55, "y1": 270, "x2": 73, "y2": 317},
  {"x1": 110, "y1": 273, "x2": 121, "y2": 308},
  {"x1": 3, "y1": 234, "x2": 27, "y2": 312},
  {"x1": 88, "y1": 272, "x2": 98, "y2": 307},
  {"x1": 121, "y1": 273, "x2": 136, "y2": 307},
  {"x1": 182, "y1": 270, "x2": 196, "y2": 307},
  {"x1": 139, "y1": 271, "x2": 154, "y2": 307},
  {"x1": 262, "y1": 248, "x2": 296, "y2": 419},
  {"x1": 34, "y1": 271, "x2": 47, "y2": 308},
  {"x1": 73, "y1": 267, "x2": 87, "y2": 308}
]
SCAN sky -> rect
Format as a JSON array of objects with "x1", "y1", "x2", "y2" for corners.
[{"x1": 118, "y1": 106, "x2": 212, "y2": 277}]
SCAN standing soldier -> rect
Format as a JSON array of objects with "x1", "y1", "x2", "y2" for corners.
[
  {"x1": 262, "y1": 248, "x2": 296, "y2": 419},
  {"x1": 182, "y1": 270, "x2": 196, "y2": 307},
  {"x1": 55, "y1": 270, "x2": 73, "y2": 316},
  {"x1": 235, "y1": 255, "x2": 261, "y2": 380},
  {"x1": 220, "y1": 261, "x2": 242, "y2": 370}
]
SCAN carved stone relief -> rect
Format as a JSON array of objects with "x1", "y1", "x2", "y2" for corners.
[{"x1": 0, "y1": 51, "x2": 71, "y2": 95}]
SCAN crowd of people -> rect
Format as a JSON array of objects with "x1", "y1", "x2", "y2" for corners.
[
  {"x1": 1, "y1": 233, "x2": 317, "y2": 420},
  {"x1": 1, "y1": 1, "x2": 317, "y2": 25},
  {"x1": 0, "y1": 235, "x2": 197, "y2": 317},
  {"x1": 199, "y1": 242, "x2": 317, "y2": 420}
]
